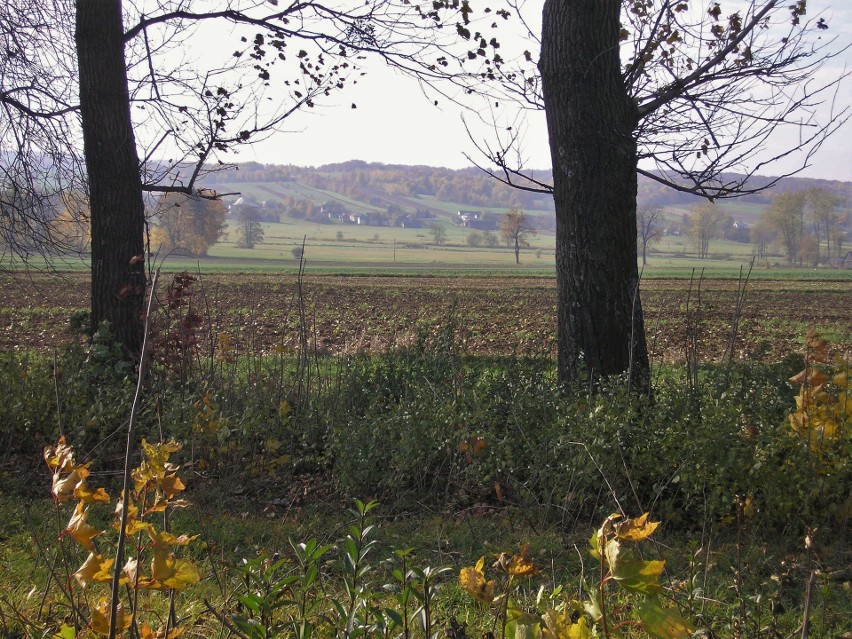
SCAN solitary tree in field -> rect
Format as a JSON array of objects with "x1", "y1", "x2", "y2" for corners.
[
  {"x1": 234, "y1": 209, "x2": 266, "y2": 250},
  {"x1": 687, "y1": 203, "x2": 723, "y2": 259},
  {"x1": 764, "y1": 191, "x2": 807, "y2": 265},
  {"x1": 430, "y1": 224, "x2": 447, "y2": 246},
  {"x1": 807, "y1": 188, "x2": 842, "y2": 263},
  {"x1": 465, "y1": 0, "x2": 847, "y2": 390},
  {"x1": 499, "y1": 208, "x2": 536, "y2": 264},
  {"x1": 750, "y1": 220, "x2": 776, "y2": 262},
  {"x1": 150, "y1": 195, "x2": 227, "y2": 257},
  {"x1": 636, "y1": 208, "x2": 664, "y2": 266}
]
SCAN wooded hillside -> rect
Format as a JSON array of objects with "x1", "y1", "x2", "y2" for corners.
[{"x1": 201, "y1": 160, "x2": 851, "y2": 214}]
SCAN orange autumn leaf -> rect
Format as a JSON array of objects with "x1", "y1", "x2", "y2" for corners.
[
  {"x1": 140, "y1": 623, "x2": 186, "y2": 639},
  {"x1": 470, "y1": 436, "x2": 487, "y2": 455},
  {"x1": 790, "y1": 368, "x2": 828, "y2": 387},
  {"x1": 159, "y1": 473, "x2": 185, "y2": 498},
  {"x1": 806, "y1": 332, "x2": 829, "y2": 363},
  {"x1": 506, "y1": 544, "x2": 539, "y2": 577}
]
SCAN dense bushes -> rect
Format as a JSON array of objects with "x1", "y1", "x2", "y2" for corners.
[{"x1": 0, "y1": 322, "x2": 846, "y2": 535}]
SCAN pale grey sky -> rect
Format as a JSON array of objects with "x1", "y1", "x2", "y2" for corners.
[{"x1": 227, "y1": 1, "x2": 850, "y2": 181}]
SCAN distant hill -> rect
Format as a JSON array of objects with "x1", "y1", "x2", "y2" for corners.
[{"x1": 199, "y1": 160, "x2": 850, "y2": 229}]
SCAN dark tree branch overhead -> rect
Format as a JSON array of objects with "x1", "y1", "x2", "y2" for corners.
[
  {"x1": 468, "y1": 0, "x2": 849, "y2": 200},
  {"x1": 462, "y1": 116, "x2": 554, "y2": 194}
]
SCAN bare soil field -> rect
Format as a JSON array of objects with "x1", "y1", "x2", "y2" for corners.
[{"x1": 0, "y1": 272, "x2": 849, "y2": 362}]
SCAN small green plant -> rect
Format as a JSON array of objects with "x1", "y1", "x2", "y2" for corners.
[{"x1": 218, "y1": 500, "x2": 452, "y2": 639}]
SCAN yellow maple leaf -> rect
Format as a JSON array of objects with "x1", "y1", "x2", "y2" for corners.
[
  {"x1": 144, "y1": 553, "x2": 201, "y2": 591},
  {"x1": 90, "y1": 599, "x2": 131, "y2": 636},
  {"x1": 114, "y1": 493, "x2": 139, "y2": 520},
  {"x1": 459, "y1": 556, "x2": 497, "y2": 603},
  {"x1": 543, "y1": 610, "x2": 592, "y2": 639},
  {"x1": 143, "y1": 529, "x2": 201, "y2": 591},
  {"x1": 506, "y1": 545, "x2": 539, "y2": 577},
  {"x1": 51, "y1": 465, "x2": 90, "y2": 503},
  {"x1": 614, "y1": 512, "x2": 660, "y2": 542},
  {"x1": 44, "y1": 437, "x2": 76, "y2": 473},
  {"x1": 73, "y1": 553, "x2": 116, "y2": 587},
  {"x1": 119, "y1": 519, "x2": 153, "y2": 536},
  {"x1": 65, "y1": 502, "x2": 101, "y2": 551},
  {"x1": 74, "y1": 483, "x2": 110, "y2": 504},
  {"x1": 142, "y1": 439, "x2": 182, "y2": 471}
]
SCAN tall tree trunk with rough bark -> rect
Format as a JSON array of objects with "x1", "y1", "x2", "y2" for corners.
[
  {"x1": 76, "y1": 0, "x2": 147, "y2": 356},
  {"x1": 539, "y1": 0, "x2": 650, "y2": 392}
]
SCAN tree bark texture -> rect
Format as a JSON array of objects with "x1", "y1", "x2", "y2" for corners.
[
  {"x1": 76, "y1": 0, "x2": 147, "y2": 356},
  {"x1": 539, "y1": 0, "x2": 650, "y2": 391}
]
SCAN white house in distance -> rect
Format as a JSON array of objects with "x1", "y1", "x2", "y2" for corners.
[{"x1": 456, "y1": 210, "x2": 496, "y2": 230}]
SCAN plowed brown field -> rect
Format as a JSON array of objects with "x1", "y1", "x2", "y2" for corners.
[{"x1": 1, "y1": 273, "x2": 849, "y2": 363}]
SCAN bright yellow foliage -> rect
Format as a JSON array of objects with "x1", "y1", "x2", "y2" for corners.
[
  {"x1": 460, "y1": 513, "x2": 690, "y2": 639},
  {"x1": 90, "y1": 599, "x2": 131, "y2": 636},
  {"x1": 45, "y1": 437, "x2": 199, "y2": 634},
  {"x1": 506, "y1": 545, "x2": 540, "y2": 577},
  {"x1": 459, "y1": 556, "x2": 497, "y2": 603},
  {"x1": 73, "y1": 553, "x2": 117, "y2": 588},
  {"x1": 542, "y1": 609, "x2": 592, "y2": 639},
  {"x1": 788, "y1": 332, "x2": 850, "y2": 464},
  {"x1": 65, "y1": 502, "x2": 101, "y2": 551}
]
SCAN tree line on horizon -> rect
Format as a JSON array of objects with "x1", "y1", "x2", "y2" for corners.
[{"x1": 200, "y1": 159, "x2": 852, "y2": 213}]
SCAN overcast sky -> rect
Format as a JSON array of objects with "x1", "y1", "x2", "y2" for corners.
[{"x1": 228, "y1": 1, "x2": 851, "y2": 182}]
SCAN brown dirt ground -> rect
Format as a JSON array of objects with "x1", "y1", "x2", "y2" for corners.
[{"x1": 0, "y1": 272, "x2": 849, "y2": 363}]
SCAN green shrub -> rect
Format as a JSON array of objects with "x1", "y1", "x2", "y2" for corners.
[{"x1": 1, "y1": 312, "x2": 843, "y2": 536}]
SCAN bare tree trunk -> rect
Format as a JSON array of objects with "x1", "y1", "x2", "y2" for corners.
[
  {"x1": 539, "y1": 0, "x2": 650, "y2": 392},
  {"x1": 76, "y1": 0, "x2": 147, "y2": 356}
]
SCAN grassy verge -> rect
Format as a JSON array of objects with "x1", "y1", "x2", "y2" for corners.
[{"x1": 1, "y1": 487, "x2": 848, "y2": 639}]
